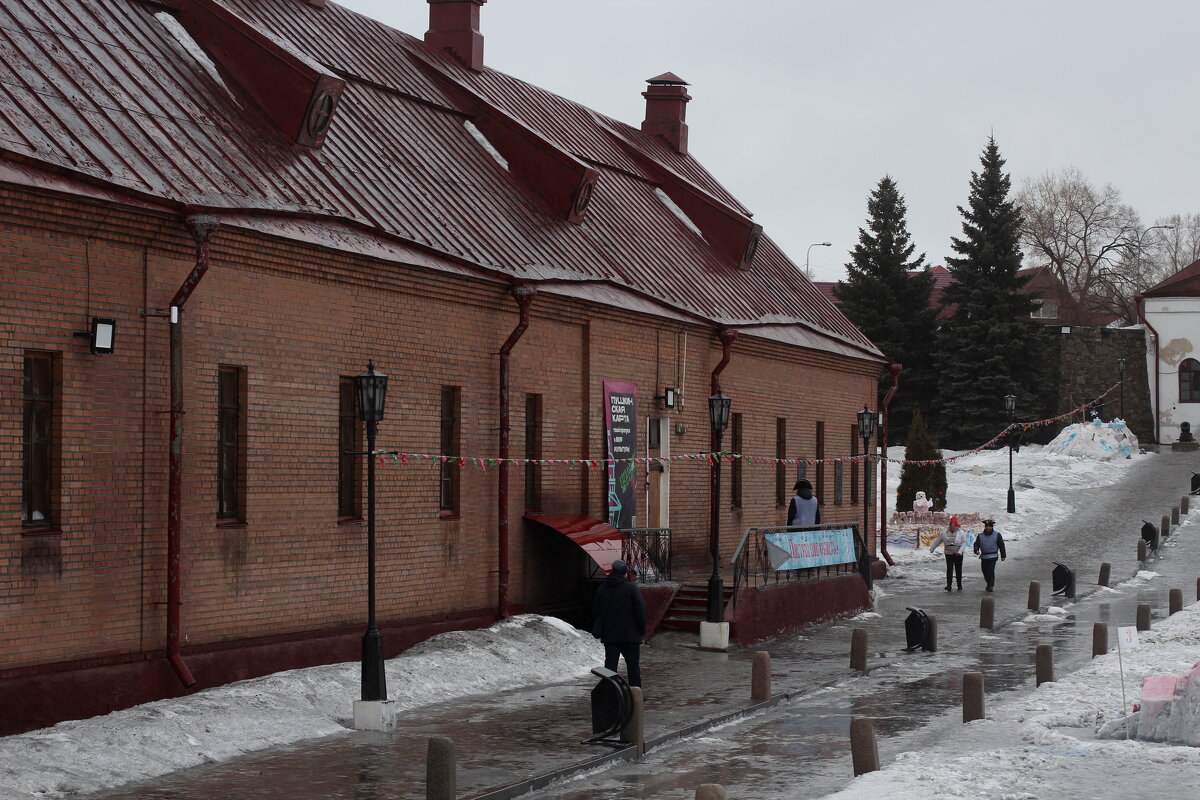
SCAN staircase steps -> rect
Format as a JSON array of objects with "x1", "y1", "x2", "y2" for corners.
[{"x1": 658, "y1": 582, "x2": 735, "y2": 633}]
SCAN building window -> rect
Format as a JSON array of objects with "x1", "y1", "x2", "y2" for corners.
[
  {"x1": 338, "y1": 377, "x2": 362, "y2": 519},
  {"x1": 775, "y1": 418, "x2": 787, "y2": 507},
  {"x1": 730, "y1": 413, "x2": 743, "y2": 508},
  {"x1": 22, "y1": 353, "x2": 56, "y2": 527},
  {"x1": 440, "y1": 386, "x2": 461, "y2": 514},
  {"x1": 850, "y1": 424, "x2": 860, "y2": 505},
  {"x1": 1181, "y1": 359, "x2": 1200, "y2": 403},
  {"x1": 815, "y1": 421, "x2": 825, "y2": 503},
  {"x1": 1030, "y1": 298, "x2": 1058, "y2": 320},
  {"x1": 525, "y1": 394, "x2": 543, "y2": 511},
  {"x1": 217, "y1": 366, "x2": 245, "y2": 521}
]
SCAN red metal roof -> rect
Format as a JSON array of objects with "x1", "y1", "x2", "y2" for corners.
[
  {"x1": 1143, "y1": 258, "x2": 1200, "y2": 298},
  {"x1": 0, "y1": 0, "x2": 881, "y2": 360}
]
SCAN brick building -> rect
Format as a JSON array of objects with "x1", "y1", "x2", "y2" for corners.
[{"x1": 1, "y1": 0, "x2": 884, "y2": 733}]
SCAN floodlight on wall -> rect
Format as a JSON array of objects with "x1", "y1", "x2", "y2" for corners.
[
  {"x1": 74, "y1": 317, "x2": 116, "y2": 355},
  {"x1": 656, "y1": 387, "x2": 677, "y2": 410}
]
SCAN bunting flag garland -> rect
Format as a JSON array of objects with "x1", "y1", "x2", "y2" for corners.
[{"x1": 370, "y1": 384, "x2": 1121, "y2": 470}]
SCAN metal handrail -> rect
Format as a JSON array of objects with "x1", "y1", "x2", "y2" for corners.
[
  {"x1": 620, "y1": 527, "x2": 672, "y2": 583},
  {"x1": 732, "y1": 523, "x2": 870, "y2": 605}
]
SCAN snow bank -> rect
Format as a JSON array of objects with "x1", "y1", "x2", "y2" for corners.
[{"x1": 1047, "y1": 419, "x2": 1139, "y2": 460}]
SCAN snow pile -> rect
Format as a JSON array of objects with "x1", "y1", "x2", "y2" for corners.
[
  {"x1": 0, "y1": 615, "x2": 600, "y2": 799},
  {"x1": 1047, "y1": 418, "x2": 1139, "y2": 460}
]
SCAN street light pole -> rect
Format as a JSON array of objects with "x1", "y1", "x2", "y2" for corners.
[
  {"x1": 1117, "y1": 358, "x2": 1126, "y2": 420},
  {"x1": 805, "y1": 241, "x2": 832, "y2": 279},
  {"x1": 356, "y1": 362, "x2": 389, "y2": 703},
  {"x1": 1005, "y1": 394, "x2": 1016, "y2": 514},
  {"x1": 707, "y1": 391, "x2": 732, "y2": 623},
  {"x1": 856, "y1": 406, "x2": 876, "y2": 590}
]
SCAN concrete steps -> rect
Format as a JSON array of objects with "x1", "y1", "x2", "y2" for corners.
[{"x1": 658, "y1": 581, "x2": 735, "y2": 633}]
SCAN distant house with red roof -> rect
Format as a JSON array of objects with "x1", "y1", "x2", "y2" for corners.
[
  {"x1": 1, "y1": 0, "x2": 885, "y2": 731},
  {"x1": 1139, "y1": 259, "x2": 1200, "y2": 444}
]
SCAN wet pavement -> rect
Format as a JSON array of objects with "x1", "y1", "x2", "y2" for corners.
[{"x1": 83, "y1": 449, "x2": 1200, "y2": 800}]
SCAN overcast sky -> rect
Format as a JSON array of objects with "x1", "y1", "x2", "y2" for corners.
[{"x1": 334, "y1": 1, "x2": 1199, "y2": 282}]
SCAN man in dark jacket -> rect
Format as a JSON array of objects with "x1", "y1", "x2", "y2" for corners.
[
  {"x1": 592, "y1": 559, "x2": 646, "y2": 688},
  {"x1": 972, "y1": 518, "x2": 1007, "y2": 592}
]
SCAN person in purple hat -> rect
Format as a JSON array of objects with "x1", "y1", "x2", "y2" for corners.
[{"x1": 591, "y1": 559, "x2": 646, "y2": 688}]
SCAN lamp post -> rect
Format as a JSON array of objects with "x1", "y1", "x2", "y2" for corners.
[
  {"x1": 856, "y1": 406, "x2": 876, "y2": 590},
  {"x1": 1117, "y1": 358, "x2": 1126, "y2": 420},
  {"x1": 805, "y1": 241, "x2": 832, "y2": 279},
  {"x1": 707, "y1": 391, "x2": 732, "y2": 623},
  {"x1": 356, "y1": 362, "x2": 388, "y2": 702},
  {"x1": 1005, "y1": 394, "x2": 1017, "y2": 514}
]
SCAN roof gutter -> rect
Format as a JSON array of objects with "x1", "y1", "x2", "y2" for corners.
[{"x1": 1135, "y1": 295, "x2": 1160, "y2": 443}]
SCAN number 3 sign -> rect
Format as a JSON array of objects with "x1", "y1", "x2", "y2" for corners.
[{"x1": 1117, "y1": 626, "x2": 1140, "y2": 649}]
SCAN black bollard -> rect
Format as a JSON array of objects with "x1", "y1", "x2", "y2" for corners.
[
  {"x1": 850, "y1": 628, "x2": 868, "y2": 672},
  {"x1": 1162, "y1": 514, "x2": 1171, "y2": 539},
  {"x1": 1170, "y1": 589, "x2": 1183, "y2": 616},
  {"x1": 980, "y1": 596, "x2": 995, "y2": 630},
  {"x1": 622, "y1": 687, "x2": 644, "y2": 758},
  {"x1": 925, "y1": 616, "x2": 938, "y2": 652},
  {"x1": 1092, "y1": 622, "x2": 1108, "y2": 658},
  {"x1": 1098, "y1": 562, "x2": 1111, "y2": 587},
  {"x1": 426, "y1": 735, "x2": 455, "y2": 800},
  {"x1": 1036, "y1": 644, "x2": 1054, "y2": 686},
  {"x1": 850, "y1": 718, "x2": 880, "y2": 776},
  {"x1": 1172, "y1": 505, "x2": 1180, "y2": 525},
  {"x1": 751, "y1": 652, "x2": 771, "y2": 702},
  {"x1": 1137, "y1": 603, "x2": 1151, "y2": 631},
  {"x1": 1028, "y1": 581, "x2": 1040, "y2": 612},
  {"x1": 963, "y1": 672, "x2": 985, "y2": 722},
  {"x1": 1137, "y1": 539, "x2": 1147, "y2": 562},
  {"x1": 1183, "y1": 495, "x2": 1190, "y2": 515}
]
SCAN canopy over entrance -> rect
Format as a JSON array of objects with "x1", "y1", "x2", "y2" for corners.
[{"x1": 524, "y1": 514, "x2": 623, "y2": 575}]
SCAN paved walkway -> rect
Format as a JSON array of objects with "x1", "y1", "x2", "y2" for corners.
[{"x1": 83, "y1": 449, "x2": 1200, "y2": 800}]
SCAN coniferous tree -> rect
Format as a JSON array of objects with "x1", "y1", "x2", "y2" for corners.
[
  {"x1": 935, "y1": 138, "x2": 1042, "y2": 448},
  {"x1": 896, "y1": 408, "x2": 947, "y2": 512},
  {"x1": 834, "y1": 177, "x2": 938, "y2": 443}
]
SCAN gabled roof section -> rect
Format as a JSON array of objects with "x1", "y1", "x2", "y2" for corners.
[
  {"x1": 0, "y1": 0, "x2": 882, "y2": 362},
  {"x1": 1143, "y1": 258, "x2": 1200, "y2": 298}
]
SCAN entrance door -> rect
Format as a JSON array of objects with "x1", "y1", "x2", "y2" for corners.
[{"x1": 646, "y1": 417, "x2": 670, "y2": 528}]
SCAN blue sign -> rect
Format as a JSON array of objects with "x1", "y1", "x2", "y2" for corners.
[{"x1": 764, "y1": 527, "x2": 857, "y2": 571}]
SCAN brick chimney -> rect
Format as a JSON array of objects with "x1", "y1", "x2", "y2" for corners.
[
  {"x1": 425, "y1": 0, "x2": 486, "y2": 72},
  {"x1": 641, "y1": 73, "x2": 690, "y2": 154}
]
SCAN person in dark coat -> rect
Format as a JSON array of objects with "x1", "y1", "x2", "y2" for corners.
[
  {"x1": 787, "y1": 479, "x2": 820, "y2": 526},
  {"x1": 972, "y1": 518, "x2": 1007, "y2": 592},
  {"x1": 591, "y1": 559, "x2": 646, "y2": 688}
]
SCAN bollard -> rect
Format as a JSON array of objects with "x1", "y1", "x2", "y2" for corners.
[
  {"x1": 1092, "y1": 622, "x2": 1108, "y2": 658},
  {"x1": 1173, "y1": 505, "x2": 1180, "y2": 525},
  {"x1": 1197, "y1": 577, "x2": 1200, "y2": 602},
  {"x1": 1098, "y1": 562, "x2": 1111, "y2": 587},
  {"x1": 1137, "y1": 539, "x2": 1147, "y2": 562},
  {"x1": 1035, "y1": 644, "x2": 1054, "y2": 686},
  {"x1": 1137, "y1": 603, "x2": 1151, "y2": 631},
  {"x1": 850, "y1": 628, "x2": 868, "y2": 672},
  {"x1": 1183, "y1": 495, "x2": 1190, "y2": 515},
  {"x1": 696, "y1": 785, "x2": 728, "y2": 800},
  {"x1": 849, "y1": 717, "x2": 880, "y2": 776},
  {"x1": 621, "y1": 687, "x2": 644, "y2": 757},
  {"x1": 963, "y1": 672, "x2": 985, "y2": 722},
  {"x1": 1162, "y1": 514, "x2": 1171, "y2": 538},
  {"x1": 980, "y1": 596, "x2": 995, "y2": 630},
  {"x1": 925, "y1": 616, "x2": 938, "y2": 652},
  {"x1": 426, "y1": 735, "x2": 455, "y2": 800},
  {"x1": 751, "y1": 651, "x2": 772, "y2": 702},
  {"x1": 1170, "y1": 588, "x2": 1183, "y2": 616},
  {"x1": 1028, "y1": 581, "x2": 1040, "y2": 612}
]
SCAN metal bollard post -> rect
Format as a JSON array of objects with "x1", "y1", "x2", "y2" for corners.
[
  {"x1": 1196, "y1": 577, "x2": 1200, "y2": 602},
  {"x1": 963, "y1": 672, "x2": 985, "y2": 722},
  {"x1": 850, "y1": 717, "x2": 880, "y2": 776},
  {"x1": 1092, "y1": 622, "x2": 1108, "y2": 658},
  {"x1": 1162, "y1": 514, "x2": 1171, "y2": 538},
  {"x1": 751, "y1": 651, "x2": 772, "y2": 703},
  {"x1": 1137, "y1": 603, "x2": 1152, "y2": 631},
  {"x1": 1028, "y1": 581, "x2": 1040, "y2": 612},
  {"x1": 850, "y1": 628, "x2": 868, "y2": 673},
  {"x1": 621, "y1": 687, "x2": 644, "y2": 758},
  {"x1": 1035, "y1": 644, "x2": 1054, "y2": 686},
  {"x1": 1098, "y1": 562, "x2": 1111, "y2": 587},
  {"x1": 1137, "y1": 539, "x2": 1147, "y2": 562},
  {"x1": 1183, "y1": 494, "x2": 1190, "y2": 515},
  {"x1": 1173, "y1": 505, "x2": 1180, "y2": 525},
  {"x1": 1170, "y1": 588, "x2": 1183, "y2": 616},
  {"x1": 426, "y1": 735, "x2": 455, "y2": 800},
  {"x1": 925, "y1": 616, "x2": 938, "y2": 652},
  {"x1": 696, "y1": 785, "x2": 728, "y2": 800},
  {"x1": 980, "y1": 596, "x2": 995, "y2": 630}
]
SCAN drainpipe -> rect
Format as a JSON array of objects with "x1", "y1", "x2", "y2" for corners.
[
  {"x1": 878, "y1": 362, "x2": 901, "y2": 566},
  {"x1": 165, "y1": 215, "x2": 220, "y2": 689},
  {"x1": 1135, "y1": 295, "x2": 1160, "y2": 443},
  {"x1": 497, "y1": 284, "x2": 537, "y2": 619},
  {"x1": 708, "y1": 327, "x2": 738, "y2": 614}
]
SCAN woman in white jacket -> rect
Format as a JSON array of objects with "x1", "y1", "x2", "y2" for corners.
[{"x1": 929, "y1": 516, "x2": 965, "y2": 591}]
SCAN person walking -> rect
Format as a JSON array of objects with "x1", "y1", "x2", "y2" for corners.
[
  {"x1": 787, "y1": 479, "x2": 821, "y2": 526},
  {"x1": 972, "y1": 518, "x2": 1006, "y2": 592},
  {"x1": 929, "y1": 515, "x2": 965, "y2": 591},
  {"x1": 592, "y1": 559, "x2": 646, "y2": 688}
]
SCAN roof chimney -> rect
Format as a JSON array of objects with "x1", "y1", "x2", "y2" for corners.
[
  {"x1": 425, "y1": 0, "x2": 486, "y2": 72},
  {"x1": 641, "y1": 73, "x2": 690, "y2": 154}
]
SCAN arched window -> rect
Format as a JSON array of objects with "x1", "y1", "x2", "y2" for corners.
[{"x1": 1181, "y1": 358, "x2": 1200, "y2": 403}]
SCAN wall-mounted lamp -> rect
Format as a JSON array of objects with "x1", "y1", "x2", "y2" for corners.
[
  {"x1": 75, "y1": 317, "x2": 116, "y2": 355},
  {"x1": 656, "y1": 387, "x2": 677, "y2": 410}
]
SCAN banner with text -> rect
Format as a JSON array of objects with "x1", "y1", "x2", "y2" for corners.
[
  {"x1": 603, "y1": 381, "x2": 638, "y2": 530},
  {"x1": 764, "y1": 527, "x2": 857, "y2": 571}
]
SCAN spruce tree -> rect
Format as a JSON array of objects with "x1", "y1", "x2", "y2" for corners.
[
  {"x1": 935, "y1": 138, "x2": 1042, "y2": 448},
  {"x1": 833, "y1": 176, "x2": 938, "y2": 443},
  {"x1": 896, "y1": 407, "x2": 947, "y2": 512}
]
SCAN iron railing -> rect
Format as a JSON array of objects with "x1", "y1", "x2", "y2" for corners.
[
  {"x1": 731, "y1": 523, "x2": 870, "y2": 604},
  {"x1": 620, "y1": 527, "x2": 672, "y2": 583}
]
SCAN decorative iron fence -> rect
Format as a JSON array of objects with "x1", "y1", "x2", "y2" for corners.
[
  {"x1": 620, "y1": 527, "x2": 672, "y2": 583},
  {"x1": 731, "y1": 523, "x2": 871, "y2": 604}
]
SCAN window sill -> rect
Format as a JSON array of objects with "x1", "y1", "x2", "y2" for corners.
[
  {"x1": 21, "y1": 525, "x2": 62, "y2": 537},
  {"x1": 439, "y1": 510, "x2": 461, "y2": 521},
  {"x1": 216, "y1": 519, "x2": 247, "y2": 529},
  {"x1": 338, "y1": 516, "x2": 365, "y2": 526}
]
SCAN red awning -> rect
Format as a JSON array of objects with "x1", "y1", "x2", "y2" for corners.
[{"x1": 524, "y1": 513, "x2": 623, "y2": 575}]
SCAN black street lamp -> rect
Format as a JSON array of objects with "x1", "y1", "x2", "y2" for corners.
[
  {"x1": 856, "y1": 406, "x2": 876, "y2": 589},
  {"x1": 1005, "y1": 393, "x2": 1017, "y2": 514},
  {"x1": 1117, "y1": 358, "x2": 1126, "y2": 419},
  {"x1": 356, "y1": 362, "x2": 388, "y2": 702},
  {"x1": 707, "y1": 391, "x2": 732, "y2": 623}
]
